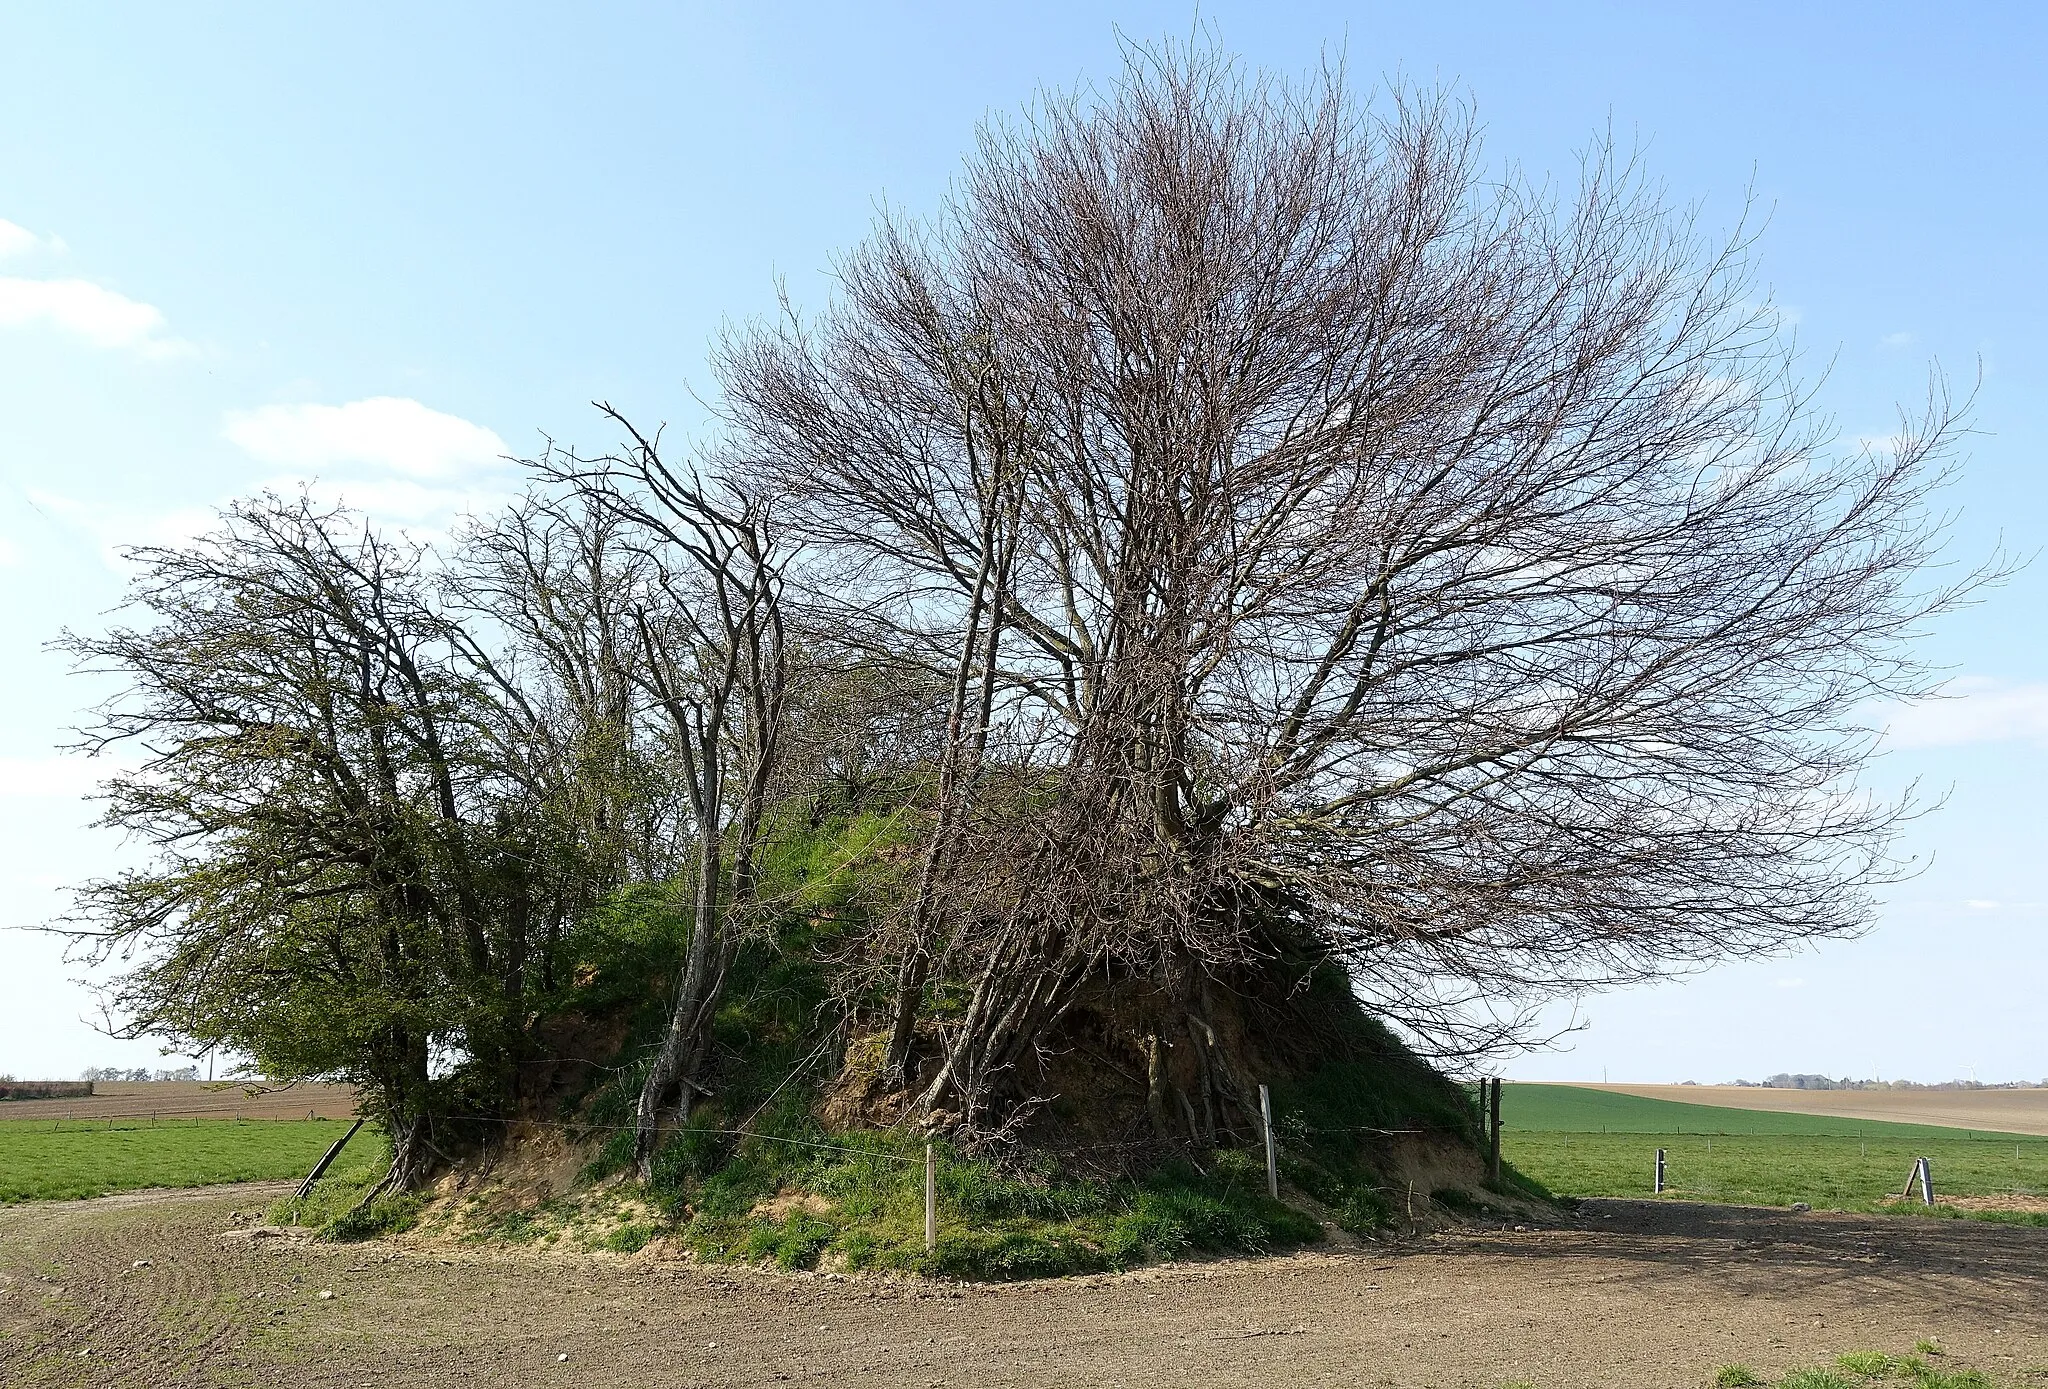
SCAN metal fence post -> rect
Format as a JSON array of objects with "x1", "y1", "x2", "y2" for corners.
[{"x1": 1655, "y1": 1147, "x2": 1667, "y2": 1194}]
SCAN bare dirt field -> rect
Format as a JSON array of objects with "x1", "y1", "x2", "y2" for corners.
[
  {"x1": 0, "y1": 1082, "x2": 359, "y2": 1124},
  {"x1": 1576, "y1": 1084, "x2": 2048, "y2": 1136},
  {"x1": 3, "y1": 1186, "x2": 2044, "y2": 1388}
]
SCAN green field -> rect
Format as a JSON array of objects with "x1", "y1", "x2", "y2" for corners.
[
  {"x1": 1500, "y1": 1083, "x2": 2032, "y2": 1139},
  {"x1": 1500, "y1": 1084, "x2": 2048, "y2": 1217},
  {"x1": 0, "y1": 1117, "x2": 383, "y2": 1203}
]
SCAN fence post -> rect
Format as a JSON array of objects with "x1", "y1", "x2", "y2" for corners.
[
  {"x1": 1259, "y1": 1083, "x2": 1278, "y2": 1199},
  {"x1": 1655, "y1": 1147, "x2": 1667, "y2": 1194},
  {"x1": 1919, "y1": 1156, "x2": 1935, "y2": 1207},
  {"x1": 1489, "y1": 1078, "x2": 1502, "y2": 1184},
  {"x1": 293, "y1": 1116, "x2": 365, "y2": 1201},
  {"x1": 924, "y1": 1142, "x2": 936, "y2": 1252}
]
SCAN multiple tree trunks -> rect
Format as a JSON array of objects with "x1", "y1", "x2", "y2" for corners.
[{"x1": 57, "y1": 43, "x2": 1981, "y2": 1197}]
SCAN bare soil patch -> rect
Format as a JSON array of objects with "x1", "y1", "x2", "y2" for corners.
[
  {"x1": 0, "y1": 1082, "x2": 360, "y2": 1124},
  {"x1": 1578, "y1": 1084, "x2": 2048, "y2": 1136},
  {"x1": 4, "y1": 1186, "x2": 2046, "y2": 1388}
]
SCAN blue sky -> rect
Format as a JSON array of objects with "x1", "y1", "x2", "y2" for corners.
[{"x1": 2, "y1": 3, "x2": 2042, "y2": 1083}]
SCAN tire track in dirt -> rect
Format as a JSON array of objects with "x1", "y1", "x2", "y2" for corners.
[{"x1": 4, "y1": 1189, "x2": 2046, "y2": 1388}]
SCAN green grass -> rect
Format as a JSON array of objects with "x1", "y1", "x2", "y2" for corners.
[
  {"x1": 1708, "y1": 1349, "x2": 2006, "y2": 1389},
  {"x1": 636, "y1": 1125, "x2": 1323, "y2": 1280},
  {"x1": 1499, "y1": 1086, "x2": 2048, "y2": 1217},
  {"x1": 0, "y1": 1116, "x2": 382, "y2": 1203}
]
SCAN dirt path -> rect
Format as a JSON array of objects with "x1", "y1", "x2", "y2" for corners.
[{"x1": 3, "y1": 1186, "x2": 2045, "y2": 1388}]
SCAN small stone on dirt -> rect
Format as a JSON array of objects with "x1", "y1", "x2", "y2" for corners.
[
  {"x1": 132, "y1": 1259, "x2": 151, "y2": 1268},
  {"x1": 1790, "y1": 1202, "x2": 1812, "y2": 1212},
  {"x1": 318, "y1": 1289, "x2": 335, "y2": 1300}
]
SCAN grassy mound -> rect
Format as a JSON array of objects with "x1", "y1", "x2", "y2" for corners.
[
  {"x1": 281, "y1": 815, "x2": 1519, "y2": 1271},
  {"x1": 535, "y1": 1125, "x2": 1318, "y2": 1279}
]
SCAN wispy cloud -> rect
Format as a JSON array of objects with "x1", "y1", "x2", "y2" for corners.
[
  {"x1": 1879, "y1": 677, "x2": 2048, "y2": 750},
  {"x1": 26, "y1": 489, "x2": 219, "y2": 567},
  {"x1": 0, "y1": 277, "x2": 188, "y2": 358},
  {"x1": 1879, "y1": 331, "x2": 1915, "y2": 348}
]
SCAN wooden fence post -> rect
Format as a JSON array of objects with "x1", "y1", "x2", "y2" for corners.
[
  {"x1": 293, "y1": 1117, "x2": 365, "y2": 1201},
  {"x1": 924, "y1": 1143, "x2": 937, "y2": 1252},
  {"x1": 1489, "y1": 1078, "x2": 1502, "y2": 1184},
  {"x1": 1260, "y1": 1084, "x2": 1278, "y2": 1199}
]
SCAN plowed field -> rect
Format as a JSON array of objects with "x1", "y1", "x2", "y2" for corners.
[
  {"x1": 0, "y1": 1082, "x2": 358, "y2": 1124},
  {"x1": 3, "y1": 1186, "x2": 2044, "y2": 1388},
  {"x1": 1572, "y1": 1085, "x2": 2048, "y2": 1137}
]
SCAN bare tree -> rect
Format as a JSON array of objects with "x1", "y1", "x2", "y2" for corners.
[
  {"x1": 453, "y1": 490, "x2": 678, "y2": 995},
  {"x1": 544, "y1": 409, "x2": 794, "y2": 1176},
  {"x1": 716, "y1": 46, "x2": 1988, "y2": 1133}
]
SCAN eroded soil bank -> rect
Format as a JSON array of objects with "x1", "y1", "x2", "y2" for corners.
[{"x1": 2, "y1": 1186, "x2": 2044, "y2": 1388}]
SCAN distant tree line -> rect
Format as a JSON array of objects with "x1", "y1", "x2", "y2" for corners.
[
  {"x1": 78, "y1": 1065, "x2": 202, "y2": 1083},
  {"x1": 54, "y1": 44, "x2": 1987, "y2": 1198}
]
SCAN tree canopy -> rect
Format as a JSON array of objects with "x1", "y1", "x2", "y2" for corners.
[{"x1": 57, "y1": 45, "x2": 1982, "y2": 1193}]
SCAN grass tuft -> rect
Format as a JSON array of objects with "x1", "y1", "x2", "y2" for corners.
[
  {"x1": 320, "y1": 1192, "x2": 423, "y2": 1242},
  {"x1": 1780, "y1": 1371, "x2": 1857, "y2": 1389},
  {"x1": 1717, "y1": 1366, "x2": 1767, "y2": 1387}
]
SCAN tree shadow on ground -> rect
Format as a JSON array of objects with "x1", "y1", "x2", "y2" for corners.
[{"x1": 1421, "y1": 1198, "x2": 2048, "y2": 1322}]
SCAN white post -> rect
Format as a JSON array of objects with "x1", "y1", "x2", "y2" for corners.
[
  {"x1": 1655, "y1": 1148, "x2": 1667, "y2": 1194},
  {"x1": 1919, "y1": 1156, "x2": 1935, "y2": 1207},
  {"x1": 1259, "y1": 1084, "x2": 1278, "y2": 1199},
  {"x1": 924, "y1": 1142, "x2": 937, "y2": 1251}
]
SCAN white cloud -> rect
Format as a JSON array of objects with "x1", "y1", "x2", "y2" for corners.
[
  {"x1": 1880, "y1": 677, "x2": 2048, "y2": 750},
  {"x1": 34, "y1": 399, "x2": 516, "y2": 574},
  {"x1": 224, "y1": 397, "x2": 509, "y2": 481},
  {"x1": 0, "y1": 218, "x2": 59, "y2": 259},
  {"x1": 1879, "y1": 331, "x2": 1915, "y2": 348},
  {"x1": 0, "y1": 276, "x2": 187, "y2": 357},
  {"x1": 1966, "y1": 899, "x2": 2001, "y2": 910},
  {"x1": 223, "y1": 397, "x2": 519, "y2": 537}
]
